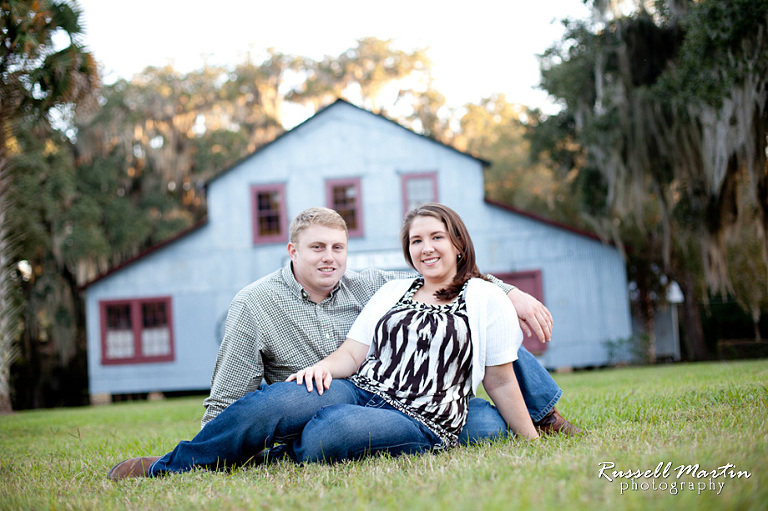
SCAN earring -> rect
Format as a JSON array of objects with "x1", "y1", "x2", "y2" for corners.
[{"x1": 457, "y1": 254, "x2": 462, "y2": 260}]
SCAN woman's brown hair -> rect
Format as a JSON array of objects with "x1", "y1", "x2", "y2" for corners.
[{"x1": 399, "y1": 203, "x2": 487, "y2": 301}]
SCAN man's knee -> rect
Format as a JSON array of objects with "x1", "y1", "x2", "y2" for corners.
[{"x1": 258, "y1": 381, "x2": 352, "y2": 414}]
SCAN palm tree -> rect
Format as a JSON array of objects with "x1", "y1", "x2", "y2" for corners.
[{"x1": 0, "y1": 0, "x2": 98, "y2": 413}]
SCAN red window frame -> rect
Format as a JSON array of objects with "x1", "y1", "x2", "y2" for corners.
[
  {"x1": 99, "y1": 296, "x2": 175, "y2": 365},
  {"x1": 494, "y1": 270, "x2": 548, "y2": 355},
  {"x1": 401, "y1": 172, "x2": 438, "y2": 216},
  {"x1": 251, "y1": 183, "x2": 288, "y2": 245},
  {"x1": 326, "y1": 177, "x2": 363, "y2": 238}
]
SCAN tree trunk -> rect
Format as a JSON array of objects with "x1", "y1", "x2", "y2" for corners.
[
  {"x1": 60, "y1": 260, "x2": 89, "y2": 407},
  {"x1": 677, "y1": 271, "x2": 709, "y2": 361},
  {"x1": 638, "y1": 288, "x2": 657, "y2": 364},
  {"x1": 0, "y1": 156, "x2": 17, "y2": 414},
  {"x1": 0, "y1": 392, "x2": 11, "y2": 414}
]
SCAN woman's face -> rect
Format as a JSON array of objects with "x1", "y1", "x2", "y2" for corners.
[{"x1": 407, "y1": 215, "x2": 460, "y2": 284}]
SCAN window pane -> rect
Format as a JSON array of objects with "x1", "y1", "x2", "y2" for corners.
[
  {"x1": 106, "y1": 330, "x2": 135, "y2": 359},
  {"x1": 406, "y1": 177, "x2": 435, "y2": 211},
  {"x1": 142, "y1": 327, "x2": 171, "y2": 357},
  {"x1": 257, "y1": 190, "x2": 282, "y2": 236},
  {"x1": 106, "y1": 304, "x2": 133, "y2": 359},
  {"x1": 142, "y1": 302, "x2": 168, "y2": 328},
  {"x1": 107, "y1": 304, "x2": 131, "y2": 329},
  {"x1": 332, "y1": 184, "x2": 357, "y2": 230}
]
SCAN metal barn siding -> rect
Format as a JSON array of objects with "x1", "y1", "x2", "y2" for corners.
[{"x1": 474, "y1": 203, "x2": 633, "y2": 369}]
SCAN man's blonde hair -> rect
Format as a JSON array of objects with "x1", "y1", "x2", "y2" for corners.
[{"x1": 289, "y1": 207, "x2": 348, "y2": 244}]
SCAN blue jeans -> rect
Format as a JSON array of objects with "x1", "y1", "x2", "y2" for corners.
[
  {"x1": 149, "y1": 380, "x2": 438, "y2": 475},
  {"x1": 514, "y1": 345, "x2": 562, "y2": 422},
  {"x1": 148, "y1": 345, "x2": 560, "y2": 475}
]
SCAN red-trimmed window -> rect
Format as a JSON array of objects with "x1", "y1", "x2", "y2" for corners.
[
  {"x1": 495, "y1": 270, "x2": 548, "y2": 355},
  {"x1": 251, "y1": 183, "x2": 288, "y2": 244},
  {"x1": 326, "y1": 178, "x2": 363, "y2": 237},
  {"x1": 402, "y1": 172, "x2": 438, "y2": 215},
  {"x1": 100, "y1": 297, "x2": 175, "y2": 365}
]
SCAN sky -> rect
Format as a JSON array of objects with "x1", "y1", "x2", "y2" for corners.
[{"x1": 75, "y1": 0, "x2": 591, "y2": 124}]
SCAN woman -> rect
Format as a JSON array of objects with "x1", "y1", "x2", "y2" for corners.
[{"x1": 287, "y1": 203, "x2": 538, "y2": 462}]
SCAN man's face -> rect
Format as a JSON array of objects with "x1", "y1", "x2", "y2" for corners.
[{"x1": 287, "y1": 225, "x2": 348, "y2": 302}]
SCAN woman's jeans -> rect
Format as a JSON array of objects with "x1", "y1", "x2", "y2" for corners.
[{"x1": 148, "y1": 346, "x2": 560, "y2": 475}]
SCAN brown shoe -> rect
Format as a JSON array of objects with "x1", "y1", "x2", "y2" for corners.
[
  {"x1": 535, "y1": 408, "x2": 584, "y2": 436},
  {"x1": 107, "y1": 456, "x2": 162, "y2": 481}
]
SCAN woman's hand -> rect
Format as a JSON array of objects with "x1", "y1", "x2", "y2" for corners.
[{"x1": 287, "y1": 363, "x2": 333, "y2": 395}]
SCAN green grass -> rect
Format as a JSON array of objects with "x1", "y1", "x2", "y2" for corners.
[{"x1": 1, "y1": 360, "x2": 766, "y2": 510}]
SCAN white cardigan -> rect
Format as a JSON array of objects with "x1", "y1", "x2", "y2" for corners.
[{"x1": 346, "y1": 278, "x2": 523, "y2": 394}]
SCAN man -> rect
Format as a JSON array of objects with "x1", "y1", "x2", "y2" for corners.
[{"x1": 108, "y1": 207, "x2": 580, "y2": 479}]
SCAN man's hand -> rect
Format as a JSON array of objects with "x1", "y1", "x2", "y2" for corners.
[
  {"x1": 507, "y1": 288, "x2": 553, "y2": 343},
  {"x1": 287, "y1": 363, "x2": 332, "y2": 395}
]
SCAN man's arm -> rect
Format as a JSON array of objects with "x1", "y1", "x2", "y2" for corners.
[
  {"x1": 201, "y1": 295, "x2": 263, "y2": 427},
  {"x1": 485, "y1": 274, "x2": 554, "y2": 343},
  {"x1": 506, "y1": 288, "x2": 553, "y2": 343},
  {"x1": 355, "y1": 268, "x2": 416, "y2": 294}
]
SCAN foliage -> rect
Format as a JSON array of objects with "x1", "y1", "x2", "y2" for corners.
[
  {"x1": 401, "y1": 86, "x2": 452, "y2": 143},
  {"x1": 726, "y1": 220, "x2": 768, "y2": 340},
  {"x1": 287, "y1": 37, "x2": 431, "y2": 114},
  {"x1": 0, "y1": 360, "x2": 766, "y2": 510},
  {"x1": 7, "y1": 121, "x2": 93, "y2": 408},
  {"x1": 457, "y1": 94, "x2": 580, "y2": 221},
  {"x1": 530, "y1": 0, "x2": 768, "y2": 360},
  {"x1": 0, "y1": 0, "x2": 98, "y2": 413}
]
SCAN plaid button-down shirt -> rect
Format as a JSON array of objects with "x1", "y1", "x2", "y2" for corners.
[{"x1": 201, "y1": 264, "x2": 412, "y2": 426}]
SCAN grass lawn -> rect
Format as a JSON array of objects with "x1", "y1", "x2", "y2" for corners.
[{"x1": 1, "y1": 360, "x2": 766, "y2": 510}]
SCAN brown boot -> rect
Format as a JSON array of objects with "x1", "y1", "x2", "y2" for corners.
[
  {"x1": 107, "y1": 456, "x2": 162, "y2": 481},
  {"x1": 534, "y1": 408, "x2": 584, "y2": 436}
]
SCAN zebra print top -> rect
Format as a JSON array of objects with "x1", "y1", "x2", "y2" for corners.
[{"x1": 349, "y1": 278, "x2": 473, "y2": 448}]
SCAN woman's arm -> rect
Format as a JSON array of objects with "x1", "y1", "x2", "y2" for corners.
[
  {"x1": 483, "y1": 362, "x2": 539, "y2": 440},
  {"x1": 286, "y1": 337, "x2": 369, "y2": 395}
]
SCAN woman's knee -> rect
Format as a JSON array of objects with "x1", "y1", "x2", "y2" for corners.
[
  {"x1": 295, "y1": 405, "x2": 356, "y2": 461},
  {"x1": 460, "y1": 398, "x2": 508, "y2": 445},
  {"x1": 295, "y1": 405, "x2": 434, "y2": 463}
]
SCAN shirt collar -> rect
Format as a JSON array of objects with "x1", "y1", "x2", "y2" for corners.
[{"x1": 282, "y1": 262, "x2": 343, "y2": 303}]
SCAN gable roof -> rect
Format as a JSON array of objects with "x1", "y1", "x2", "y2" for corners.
[
  {"x1": 80, "y1": 216, "x2": 209, "y2": 290},
  {"x1": 484, "y1": 198, "x2": 609, "y2": 244},
  {"x1": 205, "y1": 98, "x2": 490, "y2": 188}
]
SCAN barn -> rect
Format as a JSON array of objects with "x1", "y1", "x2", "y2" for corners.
[{"x1": 83, "y1": 99, "x2": 635, "y2": 401}]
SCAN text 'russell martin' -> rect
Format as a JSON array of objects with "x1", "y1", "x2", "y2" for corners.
[{"x1": 597, "y1": 461, "x2": 752, "y2": 496}]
